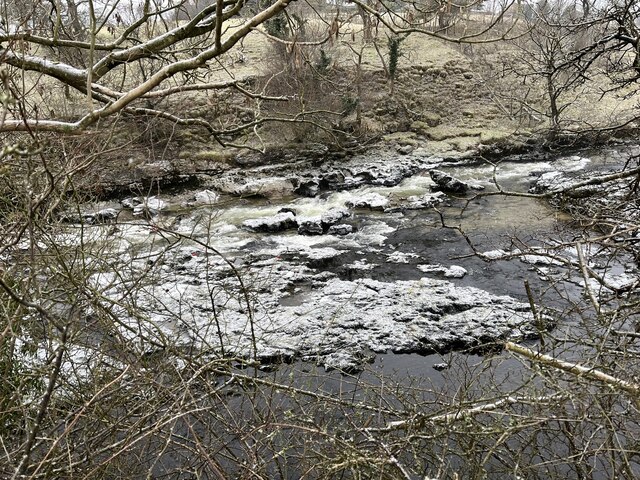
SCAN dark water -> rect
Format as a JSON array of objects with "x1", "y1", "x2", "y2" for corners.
[{"x1": 133, "y1": 145, "x2": 640, "y2": 479}]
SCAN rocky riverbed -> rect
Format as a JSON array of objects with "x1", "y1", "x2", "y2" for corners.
[{"x1": 59, "y1": 143, "x2": 640, "y2": 372}]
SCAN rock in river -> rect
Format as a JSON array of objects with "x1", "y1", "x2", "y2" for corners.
[
  {"x1": 242, "y1": 212, "x2": 298, "y2": 233},
  {"x1": 213, "y1": 176, "x2": 296, "y2": 198},
  {"x1": 345, "y1": 192, "x2": 390, "y2": 210},
  {"x1": 122, "y1": 196, "x2": 167, "y2": 217},
  {"x1": 294, "y1": 178, "x2": 320, "y2": 197},
  {"x1": 62, "y1": 207, "x2": 119, "y2": 224},
  {"x1": 92, "y1": 208, "x2": 119, "y2": 223},
  {"x1": 321, "y1": 207, "x2": 351, "y2": 228},
  {"x1": 297, "y1": 218, "x2": 324, "y2": 236},
  {"x1": 296, "y1": 208, "x2": 352, "y2": 236},
  {"x1": 194, "y1": 189, "x2": 220, "y2": 205},
  {"x1": 124, "y1": 270, "x2": 539, "y2": 372},
  {"x1": 403, "y1": 192, "x2": 447, "y2": 210},
  {"x1": 418, "y1": 264, "x2": 468, "y2": 278},
  {"x1": 327, "y1": 224, "x2": 354, "y2": 236},
  {"x1": 429, "y1": 169, "x2": 469, "y2": 194}
]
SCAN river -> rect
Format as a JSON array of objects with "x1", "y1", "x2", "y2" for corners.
[
  {"x1": 61, "y1": 143, "x2": 637, "y2": 376},
  {"x1": 51, "y1": 142, "x2": 640, "y2": 479}
]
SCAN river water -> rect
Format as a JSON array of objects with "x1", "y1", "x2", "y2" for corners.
[
  {"x1": 63, "y1": 143, "x2": 638, "y2": 376},
  {"x1": 53, "y1": 143, "x2": 640, "y2": 479}
]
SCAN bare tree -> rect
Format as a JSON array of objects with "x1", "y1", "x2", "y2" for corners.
[
  {"x1": 480, "y1": 0, "x2": 640, "y2": 139},
  {"x1": 509, "y1": 1, "x2": 596, "y2": 137},
  {"x1": 0, "y1": 0, "x2": 296, "y2": 136}
]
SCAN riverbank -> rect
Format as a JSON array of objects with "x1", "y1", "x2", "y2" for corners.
[{"x1": 67, "y1": 25, "x2": 639, "y2": 198}]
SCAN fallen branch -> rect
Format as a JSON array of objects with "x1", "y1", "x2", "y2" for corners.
[
  {"x1": 505, "y1": 342, "x2": 640, "y2": 396},
  {"x1": 366, "y1": 394, "x2": 564, "y2": 432}
]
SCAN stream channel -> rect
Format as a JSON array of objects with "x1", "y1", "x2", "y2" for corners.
[{"x1": 74, "y1": 143, "x2": 638, "y2": 378}]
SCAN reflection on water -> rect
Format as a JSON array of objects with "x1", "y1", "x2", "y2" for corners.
[{"x1": 456, "y1": 195, "x2": 573, "y2": 232}]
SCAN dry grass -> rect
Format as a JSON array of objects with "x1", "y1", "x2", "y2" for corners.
[{"x1": 9, "y1": 13, "x2": 640, "y2": 184}]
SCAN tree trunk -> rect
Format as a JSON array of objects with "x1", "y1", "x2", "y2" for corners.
[{"x1": 65, "y1": 0, "x2": 84, "y2": 39}]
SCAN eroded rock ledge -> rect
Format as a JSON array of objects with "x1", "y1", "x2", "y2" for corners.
[{"x1": 104, "y1": 249, "x2": 539, "y2": 372}]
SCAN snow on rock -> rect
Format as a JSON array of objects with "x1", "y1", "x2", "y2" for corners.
[
  {"x1": 582, "y1": 271, "x2": 639, "y2": 294},
  {"x1": 318, "y1": 159, "x2": 424, "y2": 190},
  {"x1": 327, "y1": 224, "x2": 353, "y2": 236},
  {"x1": 529, "y1": 171, "x2": 573, "y2": 194},
  {"x1": 62, "y1": 207, "x2": 120, "y2": 224},
  {"x1": 212, "y1": 175, "x2": 295, "y2": 198},
  {"x1": 345, "y1": 192, "x2": 390, "y2": 210},
  {"x1": 297, "y1": 217, "x2": 324, "y2": 235},
  {"x1": 480, "y1": 249, "x2": 510, "y2": 260},
  {"x1": 386, "y1": 251, "x2": 420, "y2": 263},
  {"x1": 403, "y1": 191, "x2": 447, "y2": 209},
  {"x1": 134, "y1": 197, "x2": 167, "y2": 216},
  {"x1": 297, "y1": 208, "x2": 352, "y2": 236},
  {"x1": 345, "y1": 259, "x2": 376, "y2": 271},
  {"x1": 418, "y1": 264, "x2": 468, "y2": 278},
  {"x1": 242, "y1": 212, "x2": 297, "y2": 233},
  {"x1": 481, "y1": 248, "x2": 567, "y2": 266},
  {"x1": 93, "y1": 208, "x2": 119, "y2": 222},
  {"x1": 302, "y1": 247, "x2": 348, "y2": 263},
  {"x1": 520, "y1": 254, "x2": 565, "y2": 266},
  {"x1": 321, "y1": 207, "x2": 351, "y2": 227},
  {"x1": 98, "y1": 257, "x2": 537, "y2": 371},
  {"x1": 194, "y1": 189, "x2": 220, "y2": 205},
  {"x1": 122, "y1": 196, "x2": 167, "y2": 216}
]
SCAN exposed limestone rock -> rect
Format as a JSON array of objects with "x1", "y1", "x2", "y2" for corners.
[
  {"x1": 327, "y1": 224, "x2": 354, "y2": 236},
  {"x1": 418, "y1": 264, "x2": 468, "y2": 278},
  {"x1": 402, "y1": 192, "x2": 447, "y2": 210},
  {"x1": 297, "y1": 219, "x2": 324, "y2": 236},
  {"x1": 294, "y1": 178, "x2": 320, "y2": 197},
  {"x1": 242, "y1": 212, "x2": 297, "y2": 233},
  {"x1": 429, "y1": 170, "x2": 469, "y2": 194},
  {"x1": 120, "y1": 196, "x2": 167, "y2": 217},
  {"x1": 213, "y1": 176, "x2": 296, "y2": 198},
  {"x1": 345, "y1": 192, "x2": 390, "y2": 210},
  {"x1": 321, "y1": 208, "x2": 351, "y2": 228},
  {"x1": 194, "y1": 190, "x2": 220, "y2": 205},
  {"x1": 121, "y1": 271, "x2": 538, "y2": 372}
]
